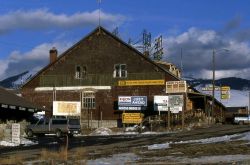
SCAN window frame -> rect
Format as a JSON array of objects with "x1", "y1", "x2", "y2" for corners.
[
  {"x1": 113, "y1": 64, "x2": 127, "y2": 78},
  {"x1": 75, "y1": 65, "x2": 87, "y2": 79},
  {"x1": 82, "y1": 91, "x2": 96, "y2": 109}
]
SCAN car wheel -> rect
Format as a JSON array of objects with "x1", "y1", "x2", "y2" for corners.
[
  {"x1": 27, "y1": 130, "x2": 33, "y2": 137},
  {"x1": 56, "y1": 130, "x2": 62, "y2": 137}
]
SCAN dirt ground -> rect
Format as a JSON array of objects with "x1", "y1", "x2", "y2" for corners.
[{"x1": 1, "y1": 124, "x2": 250, "y2": 164}]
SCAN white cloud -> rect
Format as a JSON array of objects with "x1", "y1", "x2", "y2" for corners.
[
  {"x1": 0, "y1": 9, "x2": 126, "y2": 34},
  {"x1": 0, "y1": 42, "x2": 72, "y2": 80},
  {"x1": 0, "y1": 60, "x2": 8, "y2": 78},
  {"x1": 162, "y1": 27, "x2": 250, "y2": 80}
]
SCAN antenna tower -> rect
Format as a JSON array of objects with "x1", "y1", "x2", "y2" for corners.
[
  {"x1": 112, "y1": 27, "x2": 119, "y2": 37},
  {"x1": 153, "y1": 35, "x2": 163, "y2": 61}
]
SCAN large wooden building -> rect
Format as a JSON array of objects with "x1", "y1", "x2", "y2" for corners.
[{"x1": 21, "y1": 26, "x2": 225, "y2": 127}]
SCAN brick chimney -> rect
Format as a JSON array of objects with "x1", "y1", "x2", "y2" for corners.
[{"x1": 49, "y1": 47, "x2": 57, "y2": 64}]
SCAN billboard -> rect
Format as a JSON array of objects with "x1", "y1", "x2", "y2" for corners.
[
  {"x1": 53, "y1": 101, "x2": 81, "y2": 116},
  {"x1": 118, "y1": 96, "x2": 147, "y2": 111},
  {"x1": 122, "y1": 113, "x2": 143, "y2": 124},
  {"x1": 154, "y1": 95, "x2": 168, "y2": 111},
  {"x1": 168, "y1": 95, "x2": 183, "y2": 107},
  {"x1": 166, "y1": 81, "x2": 187, "y2": 93}
]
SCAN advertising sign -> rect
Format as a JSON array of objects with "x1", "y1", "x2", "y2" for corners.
[
  {"x1": 221, "y1": 86, "x2": 230, "y2": 99},
  {"x1": 53, "y1": 101, "x2": 81, "y2": 116},
  {"x1": 118, "y1": 96, "x2": 147, "y2": 106},
  {"x1": 118, "y1": 79, "x2": 165, "y2": 86},
  {"x1": 166, "y1": 81, "x2": 187, "y2": 93},
  {"x1": 122, "y1": 113, "x2": 143, "y2": 124},
  {"x1": 12, "y1": 123, "x2": 20, "y2": 144},
  {"x1": 154, "y1": 95, "x2": 168, "y2": 111},
  {"x1": 168, "y1": 95, "x2": 183, "y2": 107},
  {"x1": 170, "y1": 106, "x2": 182, "y2": 113},
  {"x1": 118, "y1": 96, "x2": 147, "y2": 110}
]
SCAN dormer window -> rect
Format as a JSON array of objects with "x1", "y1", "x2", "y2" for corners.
[
  {"x1": 113, "y1": 64, "x2": 127, "y2": 78},
  {"x1": 75, "y1": 65, "x2": 87, "y2": 79}
]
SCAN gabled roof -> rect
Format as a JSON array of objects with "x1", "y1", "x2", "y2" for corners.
[
  {"x1": 0, "y1": 87, "x2": 40, "y2": 112},
  {"x1": 22, "y1": 26, "x2": 180, "y2": 88}
]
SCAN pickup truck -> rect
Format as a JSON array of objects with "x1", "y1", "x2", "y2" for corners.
[
  {"x1": 25, "y1": 117, "x2": 81, "y2": 137},
  {"x1": 233, "y1": 114, "x2": 250, "y2": 125}
]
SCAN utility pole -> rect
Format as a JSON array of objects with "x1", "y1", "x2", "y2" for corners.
[
  {"x1": 212, "y1": 49, "x2": 215, "y2": 123},
  {"x1": 249, "y1": 91, "x2": 250, "y2": 116}
]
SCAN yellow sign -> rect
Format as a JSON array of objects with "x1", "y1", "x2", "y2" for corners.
[
  {"x1": 122, "y1": 113, "x2": 144, "y2": 124},
  {"x1": 221, "y1": 86, "x2": 230, "y2": 99},
  {"x1": 118, "y1": 79, "x2": 165, "y2": 86}
]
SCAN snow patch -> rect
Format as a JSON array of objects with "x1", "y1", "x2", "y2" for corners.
[
  {"x1": 147, "y1": 132, "x2": 249, "y2": 150},
  {"x1": 90, "y1": 127, "x2": 112, "y2": 136},
  {"x1": 87, "y1": 153, "x2": 138, "y2": 165},
  {"x1": 0, "y1": 138, "x2": 37, "y2": 147},
  {"x1": 148, "y1": 143, "x2": 170, "y2": 150}
]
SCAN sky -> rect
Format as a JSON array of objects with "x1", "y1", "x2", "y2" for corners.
[{"x1": 0, "y1": 0, "x2": 250, "y2": 80}]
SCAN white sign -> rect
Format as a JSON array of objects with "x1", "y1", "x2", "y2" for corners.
[
  {"x1": 154, "y1": 96, "x2": 168, "y2": 111},
  {"x1": 12, "y1": 123, "x2": 20, "y2": 144},
  {"x1": 168, "y1": 95, "x2": 184, "y2": 107},
  {"x1": 53, "y1": 101, "x2": 81, "y2": 116},
  {"x1": 170, "y1": 106, "x2": 182, "y2": 113}
]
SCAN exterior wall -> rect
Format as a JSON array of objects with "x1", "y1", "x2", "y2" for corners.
[{"x1": 21, "y1": 27, "x2": 179, "y2": 127}]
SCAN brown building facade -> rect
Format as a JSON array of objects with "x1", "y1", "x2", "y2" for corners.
[{"x1": 21, "y1": 27, "x2": 225, "y2": 127}]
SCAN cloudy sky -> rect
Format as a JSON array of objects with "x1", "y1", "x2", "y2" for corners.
[{"x1": 0, "y1": 0, "x2": 250, "y2": 80}]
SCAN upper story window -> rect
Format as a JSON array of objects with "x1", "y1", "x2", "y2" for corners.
[
  {"x1": 75, "y1": 65, "x2": 87, "y2": 79},
  {"x1": 113, "y1": 64, "x2": 127, "y2": 78}
]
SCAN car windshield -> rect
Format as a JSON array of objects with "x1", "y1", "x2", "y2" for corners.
[{"x1": 69, "y1": 119, "x2": 80, "y2": 125}]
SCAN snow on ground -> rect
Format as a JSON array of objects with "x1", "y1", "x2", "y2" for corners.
[
  {"x1": 89, "y1": 127, "x2": 113, "y2": 136},
  {"x1": 148, "y1": 131, "x2": 250, "y2": 150},
  {"x1": 87, "y1": 153, "x2": 138, "y2": 165},
  {"x1": 0, "y1": 138, "x2": 37, "y2": 147}
]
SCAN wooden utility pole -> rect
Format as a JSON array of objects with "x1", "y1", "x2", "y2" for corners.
[{"x1": 168, "y1": 107, "x2": 170, "y2": 130}]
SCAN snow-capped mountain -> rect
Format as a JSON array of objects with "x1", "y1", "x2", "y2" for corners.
[
  {"x1": 186, "y1": 77, "x2": 250, "y2": 107},
  {"x1": 0, "y1": 71, "x2": 33, "y2": 89}
]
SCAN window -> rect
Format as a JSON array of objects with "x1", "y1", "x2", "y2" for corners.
[
  {"x1": 82, "y1": 92, "x2": 96, "y2": 109},
  {"x1": 75, "y1": 65, "x2": 87, "y2": 79},
  {"x1": 52, "y1": 119, "x2": 67, "y2": 125},
  {"x1": 113, "y1": 64, "x2": 127, "y2": 78}
]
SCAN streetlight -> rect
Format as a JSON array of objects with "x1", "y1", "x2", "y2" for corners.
[{"x1": 211, "y1": 48, "x2": 229, "y2": 122}]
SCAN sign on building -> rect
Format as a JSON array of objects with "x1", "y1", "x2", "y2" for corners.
[
  {"x1": 53, "y1": 101, "x2": 81, "y2": 116},
  {"x1": 154, "y1": 95, "x2": 168, "y2": 111},
  {"x1": 122, "y1": 113, "x2": 143, "y2": 124},
  {"x1": 221, "y1": 86, "x2": 230, "y2": 99},
  {"x1": 12, "y1": 123, "x2": 20, "y2": 144},
  {"x1": 166, "y1": 81, "x2": 187, "y2": 93},
  {"x1": 118, "y1": 79, "x2": 165, "y2": 86},
  {"x1": 201, "y1": 85, "x2": 221, "y2": 91},
  {"x1": 118, "y1": 96, "x2": 147, "y2": 110}
]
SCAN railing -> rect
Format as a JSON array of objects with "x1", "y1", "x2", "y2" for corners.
[{"x1": 39, "y1": 72, "x2": 165, "y2": 87}]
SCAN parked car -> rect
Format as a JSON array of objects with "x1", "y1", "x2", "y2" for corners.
[
  {"x1": 233, "y1": 114, "x2": 250, "y2": 125},
  {"x1": 25, "y1": 117, "x2": 81, "y2": 137}
]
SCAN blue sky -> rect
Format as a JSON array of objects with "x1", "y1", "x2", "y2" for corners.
[{"x1": 0, "y1": 0, "x2": 250, "y2": 80}]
